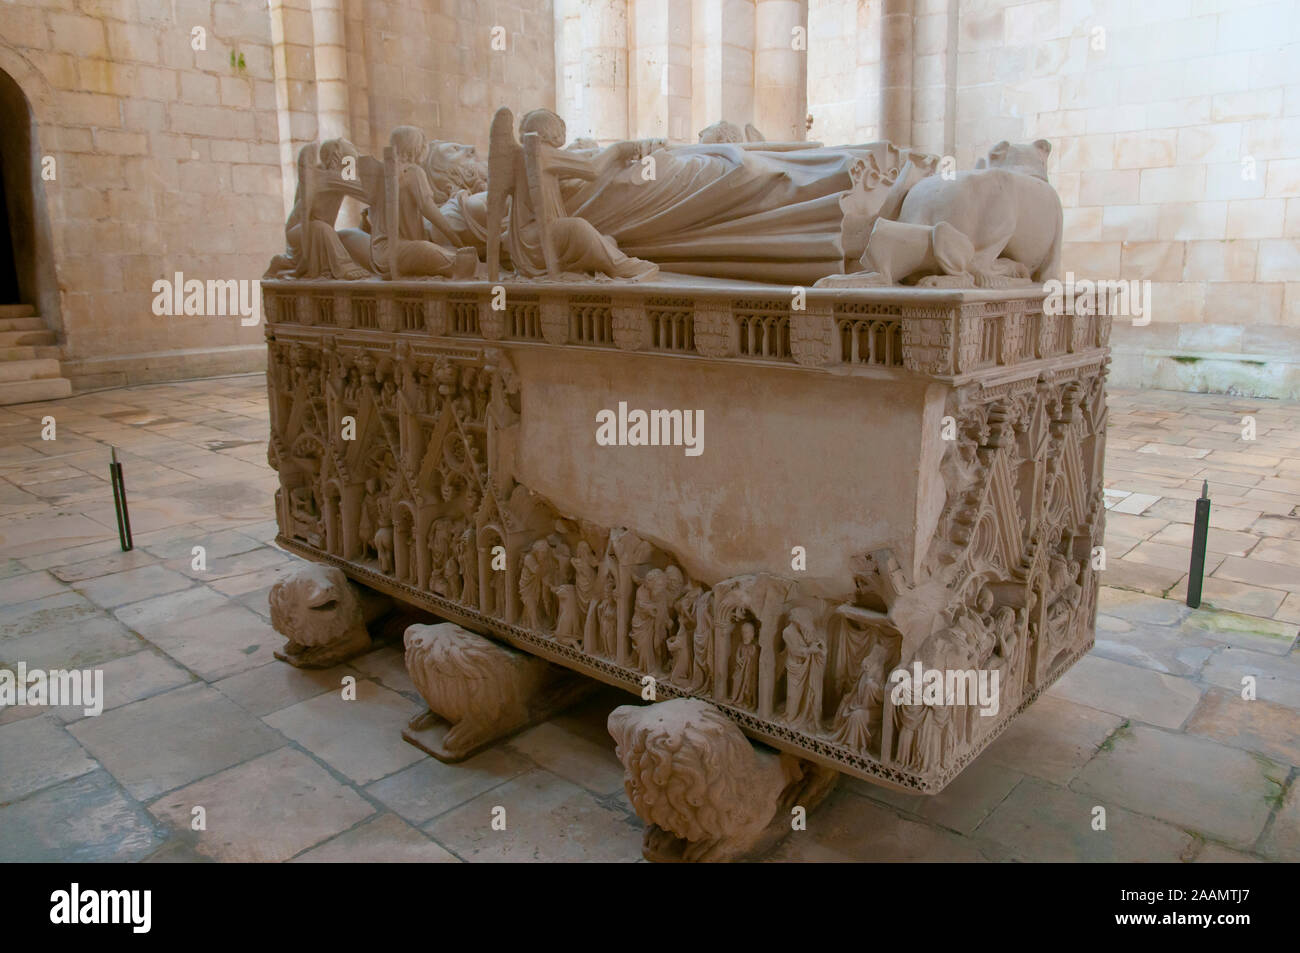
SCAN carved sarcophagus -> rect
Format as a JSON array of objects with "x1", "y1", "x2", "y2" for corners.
[{"x1": 263, "y1": 277, "x2": 1109, "y2": 793}]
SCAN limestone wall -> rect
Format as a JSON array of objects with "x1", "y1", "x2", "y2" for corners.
[
  {"x1": 807, "y1": 0, "x2": 1300, "y2": 398},
  {"x1": 0, "y1": 0, "x2": 555, "y2": 390},
  {"x1": 0, "y1": 0, "x2": 287, "y2": 389}
]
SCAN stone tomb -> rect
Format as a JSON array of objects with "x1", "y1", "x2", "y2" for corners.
[{"x1": 263, "y1": 276, "x2": 1108, "y2": 799}]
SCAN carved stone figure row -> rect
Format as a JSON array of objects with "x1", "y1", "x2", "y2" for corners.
[
  {"x1": 264, "y1": 107, "x2": 1063, "y2": 287},
  {"x1": 268, "y1": 326, "x2": 1103, "y2": 785}
]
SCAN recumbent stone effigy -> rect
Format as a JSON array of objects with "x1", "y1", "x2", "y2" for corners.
[{"x1": 263, "y1": 107, "x2": 1108, "y2": 861}]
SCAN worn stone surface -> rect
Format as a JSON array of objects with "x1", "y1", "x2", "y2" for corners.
[
  {"x1": 148, "y1": 747, "x2": 375, "y2": 863},
  {"x1": 1072, "y1": 726, "x2": 1286, "y2": 849}
]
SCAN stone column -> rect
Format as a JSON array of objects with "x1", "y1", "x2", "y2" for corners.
[
  {"x1": 691, "y1": 0, "x2": 755, "y2": 137},
  {"x1": 311, "y1": 0, "x2": 351, "y2": 141},
  {"x1": 853, "y1": 0, "x2": 882, "y2": 141},
  {"x1": 560, "y1": 0, "x2": 629, "y2": 143},
  {"x1": 753, "y1": 0, "x2": 807, "y2": 141},
  {"x1": 631, "y1": 0, "x2": 693, "y2": 142},
  {"x1": 879, "y1": 0, "x2": 913, "y2": 146}
]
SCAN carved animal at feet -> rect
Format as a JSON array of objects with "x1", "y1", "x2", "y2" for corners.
[
  {"x1": 270, "y1": 562, "x2": 373, "y2": 667},
  {"x1": 824, "y1": 140, "x2": 1062, "y2": 288},
  {"x1": 608, "y1": 698, "x2": 837, "y2": 862}
]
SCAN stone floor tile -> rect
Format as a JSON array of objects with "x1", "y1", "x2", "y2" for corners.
[
  {"x1": 1192, "y1": 843, "x2": 1261, "y2": 862},
  {"x1": 848, "y1": 756, "x2": 1022, "y2": 835},
  {"x1": 1149, "y1": 522, "x2": 1261, "y2": 557},
  {"x1": 973, "y1": 777, "x2": 1194, "y2": 862},
  {"x1": 71, "y1": 564, "x2": 196, "y2": 609},
  {"x1": 0, "y1": 616, "x2": 145, "y2": 688},
  {"x1": 348, "y1": 645, "x2": 418, "y2": 697},
  {"x1": 423, "y1": 768, "x2": 644, "y2": 863},
  {"x1": 291, "y1": 813, "x2": 460, "y2": 863},
  {"x1": 766, "y1": 790, "x2": 988, "y2": 862},
  {"x1": 1214, "y1": 555, "x2": 1300, "y2": 594},
  {"x1": 1092, "y1": 615, "x2": 1216, "y2": 676},
  {"x1": 112, "y1": 584, "x2": 232, "y2": 631},
  {"x1": 508, "y1": 720, "x2": 628, "y2": 797},
  {"x1": 263, "y1": 678, "x2": 425, "y2": 785},
  {"x1": 1200, "y1": 646, "x2": 1300, "y2": 709},
  {"x1": 366, "y1": 747, "x2": 533, "y2": 825},
  {"x1": 51, "y1": 650, "x2": 195, "y2": 724},
  {"x1": 1184, "y1": 690, "x2": 1300, "y2": 765},
  {"x1": 0, "y1": 570, "x2": 71, "y2": 605},
  {"x1": 1178, "y1": 606, "x2": 1298, "y2": 655},
  {"x1": 1259, "y1": 779, "x2": 1300, "y2": 861},
  {"x1": 1169, "y1": 576, "x2": 1288, "y2": 618},
  {"x1": 0, "y1": 770, "x2": 168, "y2": 862},
  {"x1": 132, "y1": 602, "x2": 279, "y2": 681},
  {"x1": 1072, "y1": 725, "x2": 1286, "y2": 848},
  {"x1": 1122, "y1": 540, "x2": 1224, "y2": 576},
  {"x1": 48, "y1": 548, "x2": 160, "y2": 582},
  {"x1": 980, "y1": 694, "x2": 1124, "y2": 785},
  {"x1": 1098, "y1": 558, "x2": 1183, "y2": 595},
  {"x1": 0, "y1": 714, "x2": 98, "y2": 801},
  {"x1": 1276, "y1": 593, "x2": 1300, "y2": 624},
  {"x1": 1097, "y1": 586, "x2": 1194, "y2": 625},
  {"x1": 68, "y1": 683, "x2": 284, "y2": 800},
  {"x1": 213, "y1": 660, "x2": 356, "y2": 717},
  {"x1": 1048, "y1": 654, "x2": 1204, "y2": 729},
  {"x1": 148, "y1": 747, "x2": 375, "y2": 862}
]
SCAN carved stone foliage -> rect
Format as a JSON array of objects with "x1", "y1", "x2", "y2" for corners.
[{"x1": 266, "y1": 314, "x2": 1105, "y2": 792}]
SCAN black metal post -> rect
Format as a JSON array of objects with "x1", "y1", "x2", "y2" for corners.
[
  {"x1": 1186, "y1": 480, "x2": 1210, "y2": 608},
  {"x1": 109, "y1": 446, "x2": 133, "y2": 552}
]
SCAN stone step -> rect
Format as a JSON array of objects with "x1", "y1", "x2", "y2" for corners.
[
  {"x1": 0, "y1": 329, "x2": 55, "y2": 347},
  {"x1": 0, "y1": 345, "x2": 37, "y2": 361},
  {"x1": 0, "y1": 304, "x2": 36, "y2": 319},
  {"x1": 0, "y1": 316, "x2": 45, "y2": 332},
  {"x1": 0, "y1": 358, "x2": 61, "y2": 383},
  {"x1": 0, "y1": 376, "x2": 72, "y2": 405}
]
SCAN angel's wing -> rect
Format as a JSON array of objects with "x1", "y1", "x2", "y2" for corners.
[{"x1": 486, "y1": 107, "x2": 520, "y2": 281}]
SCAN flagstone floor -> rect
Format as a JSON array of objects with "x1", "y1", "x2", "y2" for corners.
[{"x1": 0, "y1": 375, "x2": 1297, "y2": 862}]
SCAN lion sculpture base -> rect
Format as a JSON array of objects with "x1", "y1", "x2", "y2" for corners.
[
  {"x1": 402, "y1": 622, "x2": 597, "y2": 762},
  {"x1": 270, "y1": 562, "x2": 398, "y2": 668},
  {"x1": 609, "y1": 698, "x2": 839, "y2": 863}
]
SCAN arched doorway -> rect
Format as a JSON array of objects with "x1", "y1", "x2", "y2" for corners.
[
  {"x1": 0, "y1": 67, "x2": 67, "y2": 404},
  {"x1": 0, "y1": 68, "x2": 57, "y2": 312}
]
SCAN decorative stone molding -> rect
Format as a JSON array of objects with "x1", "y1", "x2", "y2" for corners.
[
  {"x1": 611, "y1": 295, "x2": 650, "y2": 351},
  {"x1": 693, "y1": 305, "x2": 737, "y2": 358},
  {"x1": 539, "y1": 295, "x2": 569, "y2": 346},
  {"x1": 790, "y1": 306, "x2": 836, "y2": 368},
  {"x1": 478, "y1": 299, "x2": 505, "y2": 340},
  {"x1": 424, "y1": 297, "x2": 448, "y2": 336}
]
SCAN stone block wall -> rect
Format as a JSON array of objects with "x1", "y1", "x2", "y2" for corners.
[
  {"x1": 807, "y1": 0, "x2": 1300, "y2": 399},
  {"x1": 0, "y1": 0, "x2": 287, "y2": 389}
]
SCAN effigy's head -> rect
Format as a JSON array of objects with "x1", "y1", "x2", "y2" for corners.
[
  {"x1": 698, "y1": 120, "x2": 743, "y2": 143},
  {"x1": 391, "y1": 125, "x2": 427, "y2": 163},
  {"x1": 520, "y1": 108, "x2": 566, "y2": 148},
  {"x1": 423, "y1": 140, "x2": 488, "y2": 202},
  {"x1": 319, "y1": 138, "x2": 358, "y2": 170}
]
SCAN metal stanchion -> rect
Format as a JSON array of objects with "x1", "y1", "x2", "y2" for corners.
[
  {"x1": 109, "y1": 446, "x2": 133, "y2": 552},
  {"x1": 1186, "y1": 480, "x2": 1210, "y2": 609}
]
